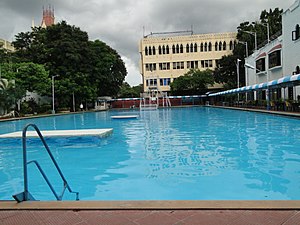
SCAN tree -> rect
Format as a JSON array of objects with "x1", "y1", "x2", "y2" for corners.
[
  {"x1": 0, "y1": 62, "x2": 50, "y2": 96},
  {"x1": 12, "y1": 21, "x2": 127, "y2": 109},
  {"x1": 88, "y1": 40, "x2": 127, "y2": 97},
  {"x1": 15, "y1": 63, "x2": 50, "y2": 95},
  {"x1": 170, "y1": 69, "x2": 214, "y2": 95},
  {"x1": 213, "y1": 55, "x2": 244, "y2": 89},
  {"x1": 0, "y1": 79, "x2": 21, "y2": 115},
  {"x1": 118, "y1": 82, "x2": 142, "y2": 98},
  {"x1": 214, "y1": 7, "x2": 283, "y2": 89},
  {"x1": 236, "y1": 8, "x2": 283, "y2": 55}
]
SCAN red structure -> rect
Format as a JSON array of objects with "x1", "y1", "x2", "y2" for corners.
[
  {"x1": 110, "y1": 97, "x2": 205, "y2": 109},
  {"x1": 41, "y1": 5, "x2": 55, "y2": 27}
]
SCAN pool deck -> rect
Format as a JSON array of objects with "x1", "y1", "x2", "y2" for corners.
[
  {"x1": 206, "y1": 105, "x2": 300, "y2": 118},
  {"x1": 1, "y1": 201, "x2": 300, "y2": 224},
  {"x1": 1, "y1": 107, "x2": 300, "y2": 224}
]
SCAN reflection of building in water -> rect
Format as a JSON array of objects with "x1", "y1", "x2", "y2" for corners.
[{"x1": 139, "y1": 109, "x2": 237, "y2": 178}]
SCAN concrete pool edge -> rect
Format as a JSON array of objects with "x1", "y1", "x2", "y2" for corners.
[
  {"x1": 1, "y1": 200, "x2": 300, "y2": 210},
  {"x1": 205, "y1": 105, "x2": 300, "y2": 118}
]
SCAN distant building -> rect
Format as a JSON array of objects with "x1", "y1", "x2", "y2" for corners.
[
  {"x1": 139, "y1": 31, "x2": 237, "y2": 93},
  {"x1": 0, "y1": 38, "x2": 14, "y2": 52},
  {"x1": 41, "y1": 5, "x2": 55, "y2": 28}
]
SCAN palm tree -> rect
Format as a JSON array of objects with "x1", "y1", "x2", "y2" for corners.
[{"x1": 0, "y1": 78, "x2": 16, "y2": 115}]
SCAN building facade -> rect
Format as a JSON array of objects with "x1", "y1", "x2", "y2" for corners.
[
  {"x1": 0, "y1": 38, "x2": 14, "y2": 52},
  {"x1": 41, "y1": 5, "x2": 55, "y2": 28},
  {"x1": 245, "y1": 0, "x2": 300, "y2": 101},
  {"x1": 282, "y1": 0, "x2": 300, "y2": 76},
  {"x1": 139, "y1": 32, "x2": 237, "y2": 93}
]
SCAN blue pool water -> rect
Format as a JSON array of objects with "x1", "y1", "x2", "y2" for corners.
[{"x1": 0, "y1": 107, "x2": 300, "y2": 201}]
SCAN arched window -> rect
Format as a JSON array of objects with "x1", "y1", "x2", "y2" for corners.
[
  {"x1": 149, "y1": 47, "x2": 152, "y2": 55},
  {"x1": 166, "y1": 45, "x2": 169, "y2": 54},
  {"x1": 176, "y1": 44, "x2": 180, "y2": 53},
  {"x1": 219, "y1": 41, "x2": 222, "y2": 51},
  {"x1": 296, "y1": 65, "x2": 300, "y2": 74},
  {"x1": 296, "y1": 24, "x2": 300, "y2": 40},
  {"x1": 152, "y1": 46, "x2": 156, "y2": 55},
  {"x1": 172, "y1": 45, "x2": 176, "y2": 54},
  {"x1": 223, "y1": 41, "x2": 226, "y2": 50},
  {"x1": 180, "y1": 44, "x2": 183, "y2": 53},
  {"x1": 145, "y1": 47, "x2": 148, "y2": 55},
  {"x1": 162, "y1": 45, "x2": 166, "y2": 54},
  {"x1": 204, "y1": 42, "x2": 208, "y2": 52},
  {"x1": 186, "y1": 44, "x2": 189, "y2": 53},
  {"x1": 158, "y1": 46, "x2": 162, "y2": 55},
  {"x1": 190, "y1": 44, "x2": 193, "y2": 53},
  {"x1": 229, "y1": 41, "x2": 233, "y2": 50},
  {"x1": 215, "y1": 42, "x2": 218, "y2": 51},
  {"x1": 208, "y1": 42, "x2": 212, "y2": 51},
  {"x1": 194, "y1": 43, "x2": 197, "y2": 52},
  {"x1": 200, "y1": 43, "x2": 204, "y2": 52}
]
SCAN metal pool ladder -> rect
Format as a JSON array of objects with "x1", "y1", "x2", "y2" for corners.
[{"x1": 13, "y1": 124, "x2": 79, "y2": 202}]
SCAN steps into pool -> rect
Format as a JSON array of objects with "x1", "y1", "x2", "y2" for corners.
[{"x1": 0, "y1": 128, "x2": 113, "y2": 138}]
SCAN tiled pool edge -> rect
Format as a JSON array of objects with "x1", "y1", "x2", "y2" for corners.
[
  {"x1": 206, "y1": 105, "x2": 300, "y2": 118},
  {"x1": 1, "y1": 200, "x2": 300, "y2": 210}
]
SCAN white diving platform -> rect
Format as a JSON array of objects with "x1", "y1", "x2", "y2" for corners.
[
  {"x1": 111, "y1": 115, "x2": 138, "y2": 119},
  {"x1": 0, "y1": 129, "x2": 113, "y2": 138}
]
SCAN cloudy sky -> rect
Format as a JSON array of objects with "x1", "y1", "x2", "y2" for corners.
[{"x1": 0, "y1": 0, "x2": 295, "y2": 86}]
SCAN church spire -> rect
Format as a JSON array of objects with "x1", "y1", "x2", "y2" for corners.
[{"x1": 41, "y1": 5, "x2": 55, "y2": 28}]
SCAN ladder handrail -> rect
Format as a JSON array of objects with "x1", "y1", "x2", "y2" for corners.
[{"x1": 14, "y1": 124, "x2": 79, "y2": 202}]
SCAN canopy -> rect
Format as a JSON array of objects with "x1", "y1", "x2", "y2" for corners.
[{"x1": 209, "y1": 74, "x2": 300, "y2": 97}]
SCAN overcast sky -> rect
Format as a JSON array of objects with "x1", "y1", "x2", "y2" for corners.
[{"x1": 0, "y1": 0, "x2": 296, "y2": 86}]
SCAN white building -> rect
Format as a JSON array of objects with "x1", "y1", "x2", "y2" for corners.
[
  {"x1": 245, "y1": 0, "x2": 300, "y2": 101},
  {"x1": 139, "y1": 31, "x2": 237, "y2": 93}
]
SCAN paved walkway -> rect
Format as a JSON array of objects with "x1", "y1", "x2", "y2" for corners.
[
  {"x1": 1, "y1": 200, "x2": 300, "y2": 225},
  {"x1": 1, "y1": 209, "x2": 300, "y2": 225}
]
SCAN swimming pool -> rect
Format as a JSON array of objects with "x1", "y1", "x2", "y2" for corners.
[{"x1": 0, "y1": 107, "x2": 299, "y2": 201}]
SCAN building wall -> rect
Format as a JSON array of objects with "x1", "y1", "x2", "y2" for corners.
[
  {"x1": 139, "y1": 32, "x2": 237, "y2": 92},
  {"x1": 0, "y1": 38, "x2": 14, "y2": 52},
  {"x1": 245, "y1": 0, "x2": 300, "y2": 101},
  {"x1": 282, "y1": 0, "x2": 300, "y2": 75},
  {"x1": 245, "y1": 37, "x2": 283, "y2": 86}
]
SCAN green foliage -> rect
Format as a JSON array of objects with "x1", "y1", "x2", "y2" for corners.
[
  {"x1": 16, "y1": 63, "x2": 50, "y2": 95},
  {"x1": 170, "y1": 69, "x2": 214, "y2": 95},
  {"x1": 118, "y1": 82, "x2": 142, "y2": 98},
  {"x1": 236, "y1": 8, "x2": 283, "y2": 56},
  {"x1": 87, "y1": 40, "x2": 127, "y2": 97},
  {"x1": 214, "y1": 7, "x2": 283, "y2": 88},
  {"x1": 12, "y1": 21, "x2": 127, "y2": 108},
  {"x1": 19, "y1": 98, "x2": 38, "y2": 114},
  {"x1": 0, "y1": 79, "x2": 23, "y2": 114},
  {"x1": 0, "y1": 62, "x2": 50, "y2": 96},
  {"x1": 213, "y1": 55, "x2": 242, "y2": 89}
]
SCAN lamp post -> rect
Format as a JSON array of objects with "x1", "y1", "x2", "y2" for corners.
[
  {"x1": 238, "y1": 41, "x2": 248, "y2": 57},
  {"x1": 243, "y1": 31, "x2": 257, "y2": 51},
  {"x1": 52, "y1": 75, "x2": 59, "y2": 114},
  {"x1": 236, "y1": 59, "x2": 241, "y2": 104},
  {"x1": 261, "y1": 22, "x2": 270, "y2": 43},
  {"x1": 239, "y1": 41, "x2": 248, "y2": 101}
]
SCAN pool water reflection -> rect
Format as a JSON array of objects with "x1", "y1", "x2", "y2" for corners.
[{"x1": 0, "y1": 107, "x2": 299, "y2": 200}]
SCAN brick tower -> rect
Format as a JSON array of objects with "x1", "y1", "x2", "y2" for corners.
[{"x1": 41, "y1": 5, "x2": 55, "y2": 28}]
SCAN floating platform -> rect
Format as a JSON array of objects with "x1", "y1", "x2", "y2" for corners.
[
  {"x1": 111, "y1": 115, "x2": 138, "y2": 119},
  {"x1": 0, "y1": 129, "x2": 113, "y2": 138}
]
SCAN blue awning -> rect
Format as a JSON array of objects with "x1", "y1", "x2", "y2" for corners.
[{"x1": 208, "y1": 74, "x2": 300, "y2": 97}]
